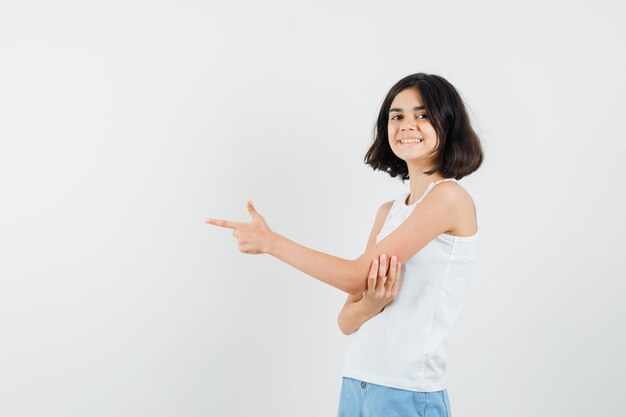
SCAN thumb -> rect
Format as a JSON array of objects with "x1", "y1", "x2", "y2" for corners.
[{"x1": 247, "y1": 199, "x2": 261, "y2": 219}]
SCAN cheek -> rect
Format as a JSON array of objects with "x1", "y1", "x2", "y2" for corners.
[
  {"x1": 427, "y1": 122, "x2": 438, "y2": 135},
  {"x1": 421, "y1": 124, "x2": 437, "y2": 142},
  {"x1": 389, "y1": 127, "x2": 400, "y2": 143}
]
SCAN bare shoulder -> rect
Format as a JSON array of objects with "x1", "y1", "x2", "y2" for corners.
[
  {"x1": 427, "y1": 181, "x2": 477, "y2": 235},
  {"x1": 377, "y1": 199, "x2": 394, "y2": 218},
  {"x1": 364, "y1": 199, "x2": 395, "y2": 252},
  {"x1": 372, "y1": 199, "x2": 394, "y2": 235},
  {"x1": 429, "y1": 181, "x2": 474, "y2": 205}
]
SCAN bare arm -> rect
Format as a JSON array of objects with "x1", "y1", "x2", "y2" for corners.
[
  {"x1": 338, "y1": 254, "x2": 401, "y2": 335},
  {"x1": 265, "y1": 200, "x2": 394, "y2": 294},
  {"x1": 206, "y1": 200, "x2": 370, "y2": 294},
  {"x1": 207, "y1": 183, "x2": 470, "y2": 295},
  {"x1": 338, "y1": 292, "x2": 374, "y2": 335},
  {"x1": 264, "y1": 233, "x2": 359, "y2": 294},
  {"x1": 338, "y1": 203, "x2": 399, "y2": 334},
  {"x1": 266, "y1": 183, "x2": 464, "y2": 294}
]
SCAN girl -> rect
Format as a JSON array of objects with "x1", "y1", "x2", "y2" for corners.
[{"x1": 205, "y1": 73, "x2": 483, "y2": 417}]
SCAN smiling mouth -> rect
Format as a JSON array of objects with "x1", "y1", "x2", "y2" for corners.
[{"x1": 398, "y1": 138, "x2": 423, "y2": 144}]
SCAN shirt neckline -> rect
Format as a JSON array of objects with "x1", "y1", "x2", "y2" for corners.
[{"x1": 403, "y1": 178, "x2": 458, "y2": 207}]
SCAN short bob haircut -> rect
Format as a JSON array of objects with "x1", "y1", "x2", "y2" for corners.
[{"x1": 364, "y1": 73, "x2": 483, "y2": 181}]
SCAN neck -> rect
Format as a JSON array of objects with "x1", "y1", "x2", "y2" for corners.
[{"x1": 405, "y1": 162, "x2": 444, "y2": 205}]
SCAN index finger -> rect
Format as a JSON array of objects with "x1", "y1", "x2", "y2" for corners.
[{"x1": 205, "y1": 218, "x2": 240, "y2": 229}]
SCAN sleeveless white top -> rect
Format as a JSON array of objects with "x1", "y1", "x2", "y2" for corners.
[{"x1": 342, "y1": 178, "x2": 479, "y2": 392}]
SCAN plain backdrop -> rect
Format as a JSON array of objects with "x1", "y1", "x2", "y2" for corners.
[{"x1": 1, "y1": 1, "x2": 625, "y2": 416}]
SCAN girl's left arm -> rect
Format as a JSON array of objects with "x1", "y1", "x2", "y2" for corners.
[
  {"x1": 206, "y1": 199, "x2": 362, "y2": 294},
  {"x1": 265, "y1": 232, "x2": 361, "y2": 294},
  {"x1": 206, "y1": 184, "x2": 461, "y2": 295}
]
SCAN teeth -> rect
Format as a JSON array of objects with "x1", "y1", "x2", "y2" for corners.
[{"x1": 400, "y1": 138, "x2": 422, "y2": 144}]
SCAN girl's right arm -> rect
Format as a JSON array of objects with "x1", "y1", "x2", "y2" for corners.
[
  {"x1": 337, "y1": 255, "x2": 402, "y2": 335},
  {"x1": 338, "y1": 201, "x2": 397, "y2": 335},
  {"x1": 338, "y1": 254, "x2": 401, "y2": 335},
  {"x1": 337, "y1": 292, "x2": 373, "y2": 335}
]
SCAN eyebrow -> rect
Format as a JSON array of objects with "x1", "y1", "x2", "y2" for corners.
[{"x1": 389, "y1": 106, "x2": 425, "y2": 113}]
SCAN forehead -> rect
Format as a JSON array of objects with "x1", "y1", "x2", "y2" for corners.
[{"x1": 390, "y1": 88, "x2": 423, "y2": 109}]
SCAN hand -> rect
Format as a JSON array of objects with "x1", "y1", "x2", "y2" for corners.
[
  {"x1": 205, "y1": 199, "x2": 273, "y2": 254},
  {"x1": 362, "y1": 254, "x2": 401, "y2": 313}
]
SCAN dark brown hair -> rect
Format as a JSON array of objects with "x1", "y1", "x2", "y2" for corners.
[{"x1": 364, "y1": 73, "x2": 483, "y2": 181}]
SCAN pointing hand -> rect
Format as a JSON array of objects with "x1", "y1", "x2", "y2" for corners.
[{"x1": 205, "y1": 199, "x2": 273, "y2": 254}]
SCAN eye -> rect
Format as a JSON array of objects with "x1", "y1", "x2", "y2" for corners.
[{"x1": 390, "y1": 113, "x2": 428, "y2": 121}]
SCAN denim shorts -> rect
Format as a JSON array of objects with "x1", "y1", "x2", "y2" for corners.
[{"x1": 337, "y1": 377, "x2": 452, "y2": 417}]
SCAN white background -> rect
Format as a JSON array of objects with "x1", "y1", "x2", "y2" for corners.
[{"x1": 1, "y1": 1, "x2": 625, "y2": 416}]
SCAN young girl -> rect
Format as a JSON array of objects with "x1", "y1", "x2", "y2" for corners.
[{"x1": 205, "y1": 73, "x2": 483, "y2": 417}]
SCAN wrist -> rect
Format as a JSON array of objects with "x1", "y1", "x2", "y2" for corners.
[
  {"x1": 360, "y1": 297, "x2": 383, "y2": 315},
  {"x1": 264, "y1": 230, "x2": 281, "y2": 255}
]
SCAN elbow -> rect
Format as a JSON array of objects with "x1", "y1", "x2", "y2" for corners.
[
  {"x1": 344, "y1": 280, "x2": 363, "y2": 296},
  {"x1": 337, "y1": 318, "x2": 357, "y2": 336},
  {"x1": 337, "y1": 309, "x2": 359, "y2": 335},
  {"x1": 342, "y1": 277, "x2": 364, "y2": 296},
  {"x1": 344, "y1": 258, "x2": 367, "y2": 295}
]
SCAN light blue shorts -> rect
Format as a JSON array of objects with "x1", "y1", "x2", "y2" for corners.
[{"x1": 337, "y1": 377, "x2": 452, "y2": 417}]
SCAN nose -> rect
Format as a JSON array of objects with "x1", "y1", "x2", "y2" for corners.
[{"x1": 400, "y1": 118, "x2": 417, "y2": 131}]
